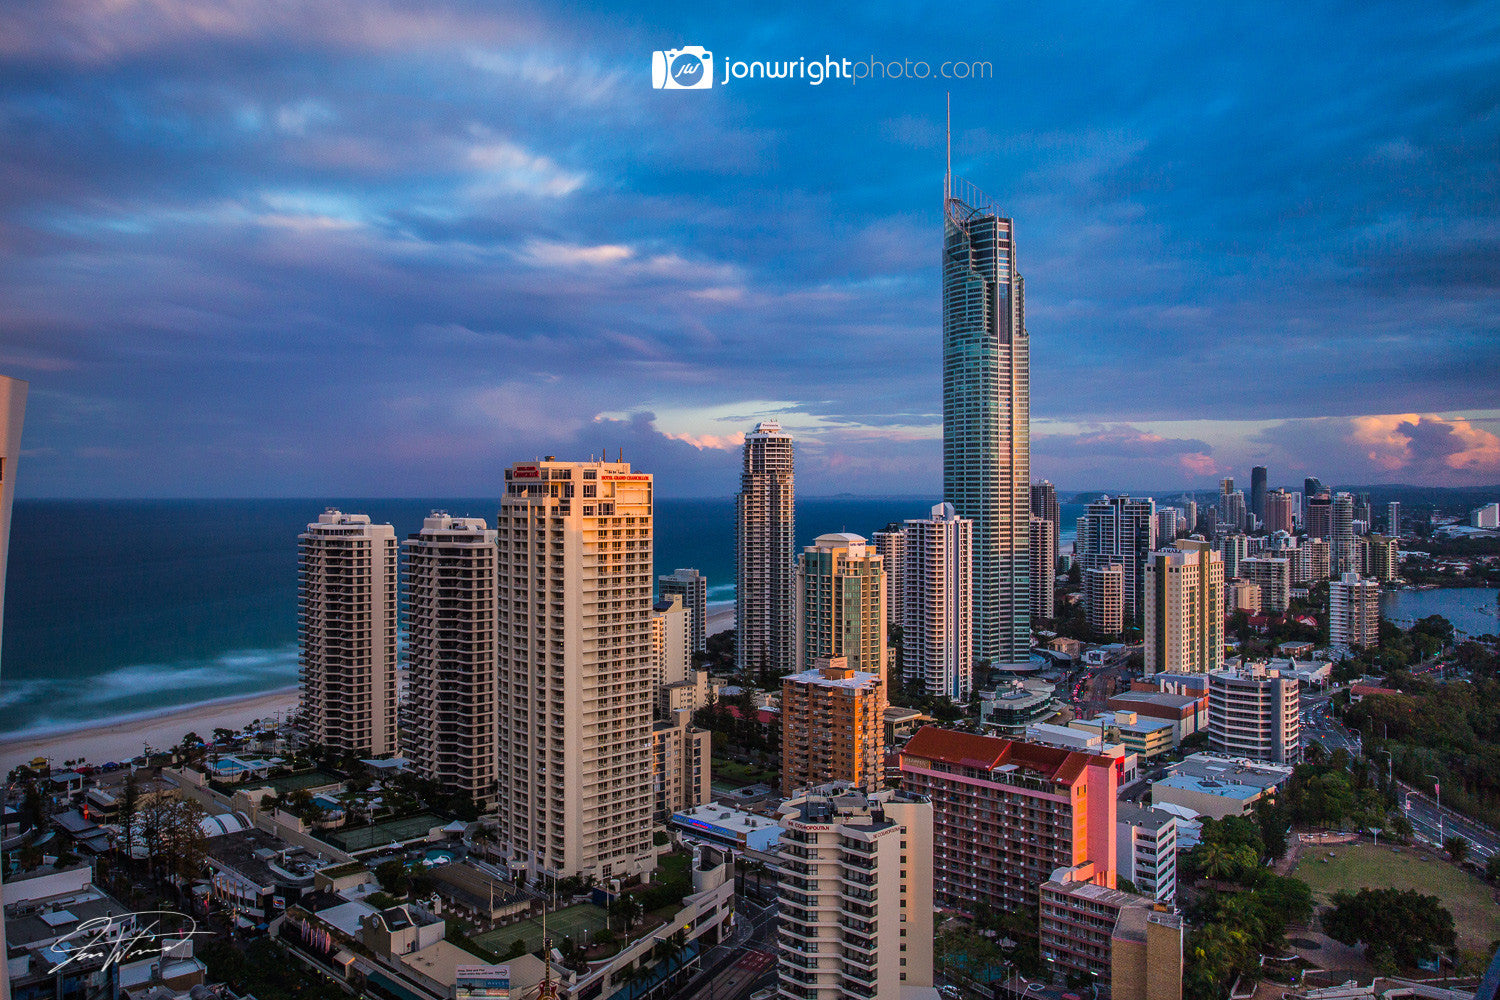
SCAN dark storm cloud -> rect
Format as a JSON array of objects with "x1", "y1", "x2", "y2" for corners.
[{"x1": 0, "y1": 1, "x2": 1496, "y2": 495}]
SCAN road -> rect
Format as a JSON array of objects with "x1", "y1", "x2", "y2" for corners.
[
  {"x1": 1300, "y1": 690, "x2": 1361, "y2": 756},
  {"x1": 1398, "y1": 781, "x2": 1499, "y2": 860},
  {"x1": 675, "y1": 892, "x2": 779, "y2": 1000}
]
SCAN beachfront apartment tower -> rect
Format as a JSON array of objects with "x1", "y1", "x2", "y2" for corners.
[
  {"x1": 899, "y1": 726, "x2": 1118, "y2": 912},
  {"x1": 944, "y1": 164, "x2": 1031, "y2": 669},
  {"x1": 781, "y1": 657, "x2": 887, "y2": 796},
  {"x1": 0, "y1": 373, "x2": 27, "y2": 1000},
  {"x1": 1076, "y1": 495, "x2": 1157, "y2": 625},
  {"x1": 658, "y1": 567, "x2": 708, "y2": 654},
  {"x1": 1084, "y1": 564, "x2": 1125, "y2": 636},
  {"x1": 298, "y1": 510, "x2": 399, "y2": 757},
  {"x1": 901, "y1": 503, "x2": 973, "y2": 701},
  {"x1": 737, "y1": 421, "x2": 796, "y2": 684},
  {"x1": 872, "y1": 525, "x2": 908, "y2": 630},
  {"x1": 1030, "y1": 515, "x2": 1056, "y2": 622},
  {"x1": 794, "y1": 533, "x2": 887, "y2": 677},
  {"x1": 774, "y1": 786, "x2": 934, "y2": 1000},
  {"x1": 495, "y1": 459, "x2": 657, "y2": 883},
  {"x1": 1143, "y1": 540, "x2": 1224, "y2": 676},
  {"x1": 1031, "y1": 480, "x2": 1061, "y2": 567},
  {"x1": 403, "y1": 514, "x2": 499, "y2": 806}
]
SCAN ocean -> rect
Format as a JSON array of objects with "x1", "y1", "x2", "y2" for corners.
[{"x1": 0, "y1": 497, "x2": 1084, "y2": 739}]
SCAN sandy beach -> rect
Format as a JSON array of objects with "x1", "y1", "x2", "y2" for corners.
[
  {"x1": 0, "y1": 687, "x2": 300, "y2": 774},
  {"x1": 705, "y1": 601, "x2": 734, "y2": 636}
]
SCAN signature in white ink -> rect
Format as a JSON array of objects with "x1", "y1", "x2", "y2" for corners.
[{"x1": 47, "y1": 911, "x2": 214, "y2": 975}]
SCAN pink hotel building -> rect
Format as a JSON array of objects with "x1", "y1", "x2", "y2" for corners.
[{"x1": 899, "y1": 726, "x2": 1119, "y2": 912}]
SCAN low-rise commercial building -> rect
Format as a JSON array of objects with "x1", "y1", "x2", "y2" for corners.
[{"x1": 1150, "y1": 753, "x2": 1292, "y2": 820}]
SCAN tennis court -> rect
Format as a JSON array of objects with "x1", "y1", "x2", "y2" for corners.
[
  {"x1": 325, "y1": 813, "x2": 447, "y2": 852},
  {"x1": 473, "y1": 903, "x2": 609, "y2": 955}
]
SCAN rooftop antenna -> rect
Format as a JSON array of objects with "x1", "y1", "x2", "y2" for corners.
[{"x1": 945, "y1": 91, "x2": 951, "y2": 204}]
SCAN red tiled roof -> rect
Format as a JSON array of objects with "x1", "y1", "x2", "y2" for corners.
[{"x1": 900, "y1": 725, "x2": 1109, "y2": 784}]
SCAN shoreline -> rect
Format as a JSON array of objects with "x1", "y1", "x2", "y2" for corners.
[{"x1": 0, "y1": 687, "x2": 300, "y2": 773}]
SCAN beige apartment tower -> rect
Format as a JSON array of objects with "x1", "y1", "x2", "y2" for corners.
[
  {"x1": 775, "y1": 786, "x2": 934, "y2": 1000},
  {"x1": 1329, "y1": 571, "x2": 1380, "y2": 650},
  {"x1": 1030, "y1": 515, "x2": 1056, "y2": 622},
  {"x1": 495, "y1": 459, "x2": 657, "y2": 883},
  {"x1": 794, "y1": 532, "x2": 888, "y2": 677},
  {"x1": 1085, "y1": 564, "x2": 1125, "y2": 636},
  {"x1": 781, "y1": 657, "x2": 887, "y2": 796},
  {"x1": 403, "y1": 513, "x2": 499, "y2": 806},
  {"x1": 1143, "y1": 541, "x2": 1224, "y2": 676},
  {"x1": 1240, "y1": 555, "x2": 1290, "y2": 614},
  {"x1": 737, "y1": 421, "x2": 796, "y2": 683},
  {"x1": 299, "y1": 510, "x2": 398, "y2": 757},
  {"x1": 902, "y1": 504, "x2": 973, "y2": 701}
]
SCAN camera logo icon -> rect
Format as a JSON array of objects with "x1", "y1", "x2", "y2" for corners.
[{"x1": 652, "y1": 46, "x2": 714, "y2": 90}]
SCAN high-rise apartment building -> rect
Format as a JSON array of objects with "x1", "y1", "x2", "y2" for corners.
[
  {"x1": 774, "y1": 786, "x2": 934, "y2": 1000},
  {"x1": 404, "y1": 513, "x2": 499, "y2": 805},
  {"x1": 795, "y1": 533, "x2": 887, "y2": 676},
  {"x1": 1154, "y1": 507, "x2": 1180, "y2": 545},
  {"x1": 1032, "y1": 480, "x2": 1061, "y2": 568},
  {"x1": 943, "y1": 168, "x2": 1031, "y2": 669},
  {"x1": 299, "y1": 510, "x2": 398, "y2": 758},
  {"x1": 902, "y1": 504, "x2": 973, "y2": 700},
  {"x1": 872, "y1": 524, "x2": 908, "y2": 630},
  {"x1": 1076, "y1": 495, "x2": 1156, "y2": 624},
  {"x1": 1264, "y1": 489, "x2": 1295, "y2": 534},
  {"x1": 1250, "y1": 466, "x2": 1267, "y2": 521},
  {"x1": 1386, "y1": 501, "x2": 1401, "y2": 537},
  {"x1": 1143, "y1": 540, "x2": 1224, "y2": 676},
  {"x1": 651, "y1": 715, "x2": 710, "y2": 823},
  {"x1": 1116, "y1": 803, "x2": 1179, "y2": 904},
  {"x1": 495, "y1": 459, "x2": 656, "y2": 883},
  {"x1": 781, "y1": 657, "x2": 887, "y2": 796},
  {"x1": 1331, "y1": 492, "x2": 1357, "y2": 575},
  {"x1": 658, "y1": 567, "x2": 708, "y2": 654},
  {"x1": 1030, "y1": 515, "x2": 1056, "y2": 623},
  {"x1": 1471, "y1": 503, "x2": 1500, "y2": 529},
  {"x1": 1240, "y1": 556, "x2": 1291, "y2": 614},
  {"x1": 1217, "y1": 533, "x2": 1249, "y2": 579},
  {"x1": 1366, "y1": 534, "x2": 1400, "y2": 582},
  {"x1": 1305, "y1": 493, "x2": 1331, "y2": 540},
  {"x1": 1207, "y1": 664, "x2": 1301, "y2": 764},
  {"x1": 1084, "y1": 565, "x2": 1125, "y2": 636},
  {"x1": 1218, "y1": 486, "x2": 1247, "y2": 535},
  {"x1": 1040, "y1": 863, "x2": 1183, "y2": 996},
  {"x1": 1, "y1": 374, "x2": 26, "y2": 991},
  {"x1": 900, "y1": 726, "x2": 1118, "y2": 912},
  {"x1": 737, "y1": 421, "x2": 796, "y2": 683},
  {"x1": 1329, "y1": 572, "x2": 1381, "y2": 649},
  {"x1": 1180, "y1": 499, "x2": 1197, "y2": 537},
  {"x1": 1304, "y1": 477, "x2": 1324, "y2": 500}
]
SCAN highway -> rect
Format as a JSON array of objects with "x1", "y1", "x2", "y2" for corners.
[{"x1": 1398, "y1": 780, "x2": 1499, "y2": 860}]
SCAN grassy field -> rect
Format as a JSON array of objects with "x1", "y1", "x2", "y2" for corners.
[
  {"x1": 473, "y1": 903, "x2": 609, "y2": 956},
  {"x1": 1292, "y1": 841, "x2": 1500, "y2": 956}
]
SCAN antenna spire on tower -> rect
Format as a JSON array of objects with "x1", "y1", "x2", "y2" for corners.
[{"x1": 945, "y1": 92, "x2": 951, "y2": 203}]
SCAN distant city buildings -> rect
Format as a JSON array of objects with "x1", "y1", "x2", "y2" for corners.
[
  {"x1": 944, "y1": 170, "x2": 1031, "y2": 669},
  {"x1": 1219, "y1": 479, "x2": 1247, "y2": 534},
  {"x1": 1366, "y1": 534, "x2": 1400, "y2": 582},
  {"x1": 1240, "y1": 556, "x2": 1291, "y2": 614},
  {"x1": 774, "y1": 785, "x2": 934, "y2": 999},
  {"x1": 1143, "y1": 540, "x2": 1224, "y2": 676},
  {"x1": 658, "y1": 567, "x2": 708, "y2": 654},
  {"x1": 900, "y1": 504, "x2": 973, "y2": 701},
  {"x1": 872, "y1": 524, "x2": 907, "y2": 629},
  {"x1": 1154, "y1": 507, "x2": 1180, "y2": 545},
  {"x1": 495, "y1": 458, "x2": 656, "y2": 883},
  {"x1": 737, "y1": 421, "x2": 796, "y2": 683},
  {"x1": 1077, "y1": 495, "x2": 1156, "y2": 625},
  {"x1": 1250, "y1": 465, "x2": 1267, "y2": 522},
  {"x1": 1031, "y1": 480, "x2": 1060, "y2": 567},
  {"x1": 1329, "y1": 571, "x2": 1381, "y2": 649},
  {"x1": 781, "y1": 656, "x2": 887, "y2": 796},
  {"x1": 1264, "y1": 489, "x2": 1295, "y2": 534},
  {"x1": 1331, "y1": 492, "x2": 1357, "y2": 575},
  {"x1": 403, "y1": 513, "x2": 499, "y2": 806},
  {"x1": 794, "y1": 532, "x2": 887, "y2": 676},
  {"x1": 1471, "y1": 502, "x2": 1500, "y2": 529},
  {"x1": 1386, "y1": 500, "x2": 1402, "y2": 537},
  {"x1": 299, "y1": 509, "x2": 399, "y2": 758},
  {"x1": 1305, "y1": 493, "x2": 1331, "y2": 540}
]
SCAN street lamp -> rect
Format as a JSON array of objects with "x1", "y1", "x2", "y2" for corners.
[
  {"x1": 1378, "y1": 750, "x2": 1393, "y2": 788},
  {"x1": 1425, "y1": 773, "x2": 1444, "y2": 842}
]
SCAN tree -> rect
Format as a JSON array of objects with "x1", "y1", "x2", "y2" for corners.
[
  {"x1": 119, "y1": 772, "x2": 140, "y2": 861},
  {"x1": 1323, "y1": 887, "x2": 1456, "y2": 968},
  {"x1": 1486, "y1": 853, "x2": 1500, "y2": 884},
  {"x1": 1184, "y1": 922, "x2": 1255, "y2": 1000},
  {"x1": 1389, "y1": 814, "x2": 1414, "y2": 843},
  {"x1": 375, "y1": 859, "x2": 411, "y2": 897},
  {"x1": 1444, "y1": 836, "x2": 1469, "y2": 866}
]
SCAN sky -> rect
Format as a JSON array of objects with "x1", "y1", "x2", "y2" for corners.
[{"x1": 1, "y1": 1, "x2": 1497, "y2": 499}]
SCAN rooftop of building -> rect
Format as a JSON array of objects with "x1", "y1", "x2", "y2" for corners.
[
  {"x1": 206, "y1": 827, "x2": 320, "y2": 889},
  {"x1": 902, "y1": 725, "x2": 1113, "y2": 784},
  {"x1": 1116, "y1": 802, "x2": 1177, "y2": 831},
  {"x1": 784, "y1": 663, "x2": 881, "y2": 690},
  {"x1": 6, "y1": 885, "x2": 134, "y2": 948},
  {"x1": 1170, "y1": 752, "x2": 1293, "y2": 787},
  {"x1": 672, "y1": 802, "x2": 782, "y2": 837},
  {"x1": 1109, "y1": 690, "x2": 1202, "y2": 711},
  {"x1": 1152, "y1": 774, "x2": 1265, "y2": 802},
  {"x1": 1079, "y1": 713, "x2": 1173, "y2": 736}
]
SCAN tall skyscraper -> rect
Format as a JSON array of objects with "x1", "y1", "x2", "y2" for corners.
[
  {"x1": 1084, "y1": 564, "x2": 1125, "y2": 636},
  {"x1": 944, "y1": 150, "x2": 1031, "y2": 668},
  {"x1": 404, "y1": 513, "x2": 499, "y2": 806},
  {"x1": 794, "y1": 532, "x2": 887, "y2": 676},
  {"x1": 1264, "y1": 489, "x2": 1295, "y2": 534},
  {"x1": 495, "y1": 459, "x2": 656, "y2": 882},
  {"x1": 1386, "y1": 501, "x2": 1401, "y2": 537},
  {"x1": 299, "y1": 510, "x2": 399, "y2": 757},
  {"x1": 1, "y1": 374, "x2": 27, "y2": 994},
  {"x1": 873, "y1": 523, "x2": 908, "y2": 629},
  {"x1": 1218, "y1": 482, "x2": 1247, "y2": 534},
  {"x1": 903, "y1": 503, "x2": 974, "y2": 701},
  {"x1": 1143, "y1": 540, "x2": 1224, "y2": 676},
  {"x1": 1304, "y1": 477, "x2": 1325, "y2": 500},
  {"x1": 1250, "y1": 466, "x2": 1268, "y2": 521},
  {"x1": 737, "y1": 421, "x2": 796, "y2": 684},
  {"x1": 1331, "y1": 492, "x2": 1357, "y2": 575},
  {"x1": 658, "y1": 567, "x2": 708, "y2": 654},
  {"x1": 1076, "y1": 495, "x2": 1156, "y2": 623},
  {"x1": 1029, "y1": 515, "x2": 1056, "y2": 624},
  {"x1": 1305, "y1": 493, "x2": 1332, "y2": 539},
  {"x1": 1329, "y1": 572, "x2": 1380, "y2": 649},
  {"x1": 781, "y1": 657, "x2": 888, "y2": 796},
  {"x1": 1031, "y1": 480, "x2": 1060, "y2": 568},
  {"x1": 1154, "y1": 507, "x2": 1180, "y2": 544}
]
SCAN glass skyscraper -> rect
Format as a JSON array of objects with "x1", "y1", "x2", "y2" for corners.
[{"x1": 943, "y1": 172, "x2": 1031, "y2": 668}]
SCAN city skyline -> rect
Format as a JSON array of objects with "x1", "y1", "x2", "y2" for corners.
[{"x1": 1, "y1": 4, "x2": 1498, "y2": 499}]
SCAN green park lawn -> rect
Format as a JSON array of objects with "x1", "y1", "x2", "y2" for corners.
[{"x1": 1292, "y1": 841, "x2": 1500, "y2": 957}]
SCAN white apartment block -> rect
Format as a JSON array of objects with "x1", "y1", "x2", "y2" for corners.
[
  {"x1": 1207, "y1": 663, "x2": 1301, "y2": 764},
  {"x1": 1084, "y1": 564, "x2": 1125, "y2": 636},
  {"x1": 1143, "y1": 540, "x2": 1223, "y2": 676},
  {"x1": 299, "y1": 510, "x2": 398, "y2": 757},
  {"x1": 658, "y1": 567, "x2": 709, "y2": 654},
  {"x1": 775, "y1": 786, "x2": 934, "y2": 1000},
  {"x1": 1329, "y1": 571, "x2": 1381, "y2": 649},
  {"x1": 495, "y1": 459, "x2": 657, "y2": 884},
  {"x1": 1030, "y1": 515, "x2": 1056, "y2": 622},
  {"x1": 902, "y1": 503, "x2": 973, "y2": 702},
  {"x1": 873, "y1": 526, "x2": 907, "y2": 630},
  {"x1": 1115, "y1": 802, "x2": 1179, "y2": 903},
  {"x1": 1470, "y1": 502, "x2": 1499, "y2": 529},
  {"x1": 650, "y1": 593, "x2": 692, "y2": 702},
  {"x1": 403, "y1": 513, "x2": 499, "y2": 805}
]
